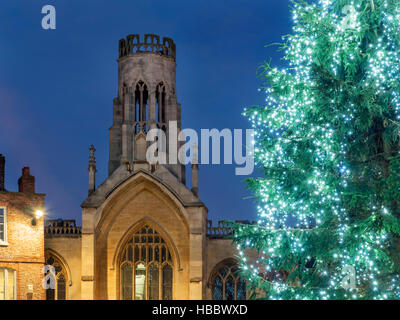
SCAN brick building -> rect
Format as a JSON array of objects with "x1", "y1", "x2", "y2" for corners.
[{"x1": 0, "y1": 154, "x2": 46, "y2": 300}]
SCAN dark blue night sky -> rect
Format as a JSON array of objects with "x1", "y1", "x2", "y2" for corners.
[{"x1": 0, "y1": 0, "x2": 291, "y2": 223}]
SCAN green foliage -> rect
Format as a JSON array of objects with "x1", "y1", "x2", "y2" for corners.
[{"x1": 232, "y1": 0, "x2": 400, "y2": 300}]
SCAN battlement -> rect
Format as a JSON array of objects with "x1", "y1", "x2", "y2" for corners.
[
  {"x1": 45, "y1": 219, "x2": 82, "y2": 237},
  {"x1": 118, "y1": 34, "x2": 176, "y2": 60},
  {"x1": 44, "y1": 218, "x2": 256, "y2": 239},
  {"x1": 206, "y1": 220, "x2": 256, "y2": 239}
]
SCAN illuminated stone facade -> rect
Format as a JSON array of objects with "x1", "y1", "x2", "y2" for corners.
[{"x1": 46, "y1": 35, "x2": 256, "y2": 300}]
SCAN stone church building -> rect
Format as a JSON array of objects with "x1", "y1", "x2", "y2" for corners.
[{"x1": 41, "y1": 34, "x2": 255, "y2": 300}]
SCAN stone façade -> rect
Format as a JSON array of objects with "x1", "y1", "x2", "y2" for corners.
[{"x1": 43, "y1": 34, "x2": 258, "y2": 300}]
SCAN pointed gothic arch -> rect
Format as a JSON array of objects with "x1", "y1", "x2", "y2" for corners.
[
  {"x1": 44, "y1": 250, "x2": 70, "y2": 300},
  {"x1": 134, "y1": 80, "x2": 149, "y2": 132},
  {"x1": 117, "y1": 222, "x2": 175, "y2": 300},
  {"x1": 112, "y1": 216, "x2": 182, "y2": 271},
  {"x1": 208, "y1": 258, "x2": 247, "y2": 300},
  {"x1": 92, "y1": 170, "x2": 192, "y2": 300},
  {"x1": 155, "y1": 82, "x2": 167, "y2": 124},
  {"x1": 97, "y1": 170, "x2": 192, "y2": 234}
]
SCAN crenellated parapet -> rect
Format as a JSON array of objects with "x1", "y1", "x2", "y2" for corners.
[
  {"x1": 45, "y1": 219, "x2": 82, "y2": 237},
  {"x1": 119, "y1": 34, "x2": 176, "y2": 60},
  {"x1": 206, "y1": 220, "x2": 257, "y2": 239}
]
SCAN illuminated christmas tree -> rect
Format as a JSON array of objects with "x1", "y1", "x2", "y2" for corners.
[{"x1": 232, "y1": 0, "x2": 400, "y2": 299}]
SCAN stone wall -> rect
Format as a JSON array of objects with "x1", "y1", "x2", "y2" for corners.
[
  {"x1": 44, "y1": 220, "x2": 82, "y2": 300},
  {"x1": 89, "y1": 174, "x2": 202, "y2": 300}
]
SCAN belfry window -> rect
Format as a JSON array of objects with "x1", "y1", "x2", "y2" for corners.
[
  {"x1": 155, "y1": 82, "x2": 166, "y2": 124},
  {"x1": 210, "y1": 261, "x2": 246, "y2": 300},
  {"x1": 0, "y1": 268, "x2": 16, "y2": 300},
  {"x1": 120, "y1": 225, "x2": 173, "y2": 300},
  {"x1": 44, "y1": 252, "x2": 68, "y2": 300},
  {"x1": 134, "y1": 81, "x2": 149, "y2": 132}
]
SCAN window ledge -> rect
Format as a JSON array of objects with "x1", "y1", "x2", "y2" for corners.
[{"x1": 0, "y1": 241, "x2": 9, "y2": 247}]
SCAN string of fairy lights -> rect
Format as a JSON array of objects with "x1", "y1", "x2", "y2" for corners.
[{"x1": 236, "y1": 0, "x2": 400, "y2": 300}]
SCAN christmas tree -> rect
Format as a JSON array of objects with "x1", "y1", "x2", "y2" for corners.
[{"x1": 232, "y1": 0, "x2": 400, "y2": 299}]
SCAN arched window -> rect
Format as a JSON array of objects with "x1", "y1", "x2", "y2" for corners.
[
  {"x1": 0, "y1": 268, "x2": 16, "y2": 300},
  {"x1": 210, "y1": 260, "x2": 246, "y2": 300},
  {"x1": 134, "y1": 81, "x2": 149, "y2": 132},
  {"x1": 155, "y1": 82, "x2": 166, "y2": 124},
  {"x1": 120, "y1": 224, "x2": 173, "y2": 300},
  {"x1": 45, "y1": 252, "x2": 68, "y2": 300}
]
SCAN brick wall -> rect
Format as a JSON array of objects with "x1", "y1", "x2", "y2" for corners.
[{"x1": 0, "y1": 191, "x2": 45, "y2": 300}]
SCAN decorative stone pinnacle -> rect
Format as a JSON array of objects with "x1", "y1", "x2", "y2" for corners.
[
  {"x1": 89, "y1": 145, "x2": 97, "y2": 171},
  {"x1": 192, "y1": 144, "x2": 199, "y2": 166}
]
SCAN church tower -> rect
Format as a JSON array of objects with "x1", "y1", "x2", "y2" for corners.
[
  {"x1": 79, "y1": 35, "x2": 208, "y2": 300},
  {"x1": 43, "y1": 34, "x2": 251, "y2": 301},
  {"x1": 108, "y1": 34, "x2": 185, "y2": 183}
]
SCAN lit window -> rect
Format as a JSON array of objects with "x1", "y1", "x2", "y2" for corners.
[
  {"x1": 211, "y1": 261, "x2": 246, "y2": 300},
  {"x1": 0, "y1": 268, "x2": 16, "y2": 300},
  {"x1": 120, "y1": 225, "x2": 173, "y2": 300},
  {"x1": 0, "y1": 207, "x2": 6, "y2": 243},
  {"x1": 44, "y1": 252, "x2": 68, "y2": 300}
]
